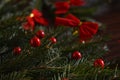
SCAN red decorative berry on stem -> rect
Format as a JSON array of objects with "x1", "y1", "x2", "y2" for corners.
[
  {"x1": 30, "y1": 36, "x2": 41, "y2": 47},
  {"x1": 94, "y1": 59, "x2": 104, "y2": 68},
  {"x1": 13, "y1": 47, "x2": 21, "y2": 55},
  {"x1": 50, "y1": 37, "x2": 57, "y2": 44},
  {"x1": 72, "y1": 51, "x2": 82, "y2": 60},
  {"x1": 36, "y1": 30, "x2": 45, "y2": 39}
]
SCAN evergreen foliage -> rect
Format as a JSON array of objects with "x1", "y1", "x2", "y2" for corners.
[{"x1": 0, "y1": 0, "x2": 120, "y2": 80}]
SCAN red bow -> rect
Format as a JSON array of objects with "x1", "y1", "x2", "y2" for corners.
[
  {"x1": 55, "y1": 14, "x2": 98, "y2": 41},
  {"x1": 55, "y1": 17, "x2": 78, "y2": 27},
  {"x1": 66, "y1": 13, "x2": 80, "y2": 25},
  {"x1": 55, "y1": 0, "x2": 85, "y2": 14},
  {"x1": 79, "y1": 22, "x2": 98, "y2": 40},
  {"x1": 55, "y1": 2, "x2": 70, "y2": 14},
  {"x1": 23, "y1": 9, "x2": 48, "y2": 30},
  {"x1": 66, "y1": 14, "x2": 98, "y2": 40},
  {"x1": 55, "y1": 14, "x2": 80, "y2": 27}
]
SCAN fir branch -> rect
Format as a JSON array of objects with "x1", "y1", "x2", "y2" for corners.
[{"x1": 46, "y1": 56, "x2": 60, "y2": 65}]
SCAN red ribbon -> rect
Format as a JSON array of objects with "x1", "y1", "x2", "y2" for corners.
[
  {"x1": 79, "y1": 22, "x2": 98, "y2": 40},
  {"x1": 55, "y1": 2, "x2": 70, "y2": 14},
  {"x1": 55, "y1": 0, "x2": 85, "y2": 14},
  {"x1": 55, "y1": 17, "x2": 78, "y2": 27},
  {"x1": 55, "y1": 14, "x2": 98, "y2": 41},
  {"x1": 66, "y1": 14, "x2": 80, "y2": 25},
  {"x1": 23, "y1": 9, "x2": 48, "y2": 30},
  {"x1": 66, "y1": 14, "x2": 98, "y2": 40},
  {"x1": 32, "y1": 9, "x2": 42, "y2": 17}
]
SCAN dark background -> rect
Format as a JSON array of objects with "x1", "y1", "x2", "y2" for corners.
[{"x1": 94, "y1": 0, "x2": 120, "y2": 63}]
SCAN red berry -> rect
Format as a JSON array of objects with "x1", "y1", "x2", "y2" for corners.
[
  {"x1": 50, "y1": 37, "x2": 57, "y2": 44},
  {"x1": 72, "y1": 51, "x2": 82, "y2": 60},
  {"x1": 30, "y1": 36, "x2": 41, "y2": 47},
  {"x1": 36, "y1": 30, "x2": 45, "y2": 39},
  {"x1": 13, "y1": 47, "x2": 21, "y2": 55},
  {"x1": 94, "y1": 59, "x2": 104, "y2": 68}
]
